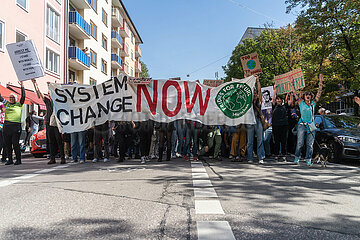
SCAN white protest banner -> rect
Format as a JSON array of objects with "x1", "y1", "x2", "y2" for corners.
[
  {"x1": 127, "y1": 77, "x2": 152, "y2": 85},
  {"x1": 274, "y1": 68, "x2": 305, "y2": 94},
  {"x1": 203, "y1": 79, "x2": 224, "y2": 88},
  {"x1": 6, "y1": 40, "x2": 45, "y2": 81},
  {"x1": 261, "y1": 86, "x2": 274, "y2": 110},
  {"x1": 48, "y1": 75, "x2": 256, "y2": 133},
  {"x1": 240, "y1": 52, "x2": 262, "y2": 77}
]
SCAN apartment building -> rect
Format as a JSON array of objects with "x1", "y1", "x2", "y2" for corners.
[
  {"x1": 0, "y1": 0, "x2": 65, "y2": 94},
  {"x1": 68, "y1": 0, "x2": 143, "y2": 85}
]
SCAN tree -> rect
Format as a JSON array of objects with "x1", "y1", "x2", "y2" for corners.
[
  {"x1": 140, "y1": 61, "x2": 150, "y2": 78},
  {"x1": 286, "y1": 0, "x2": 360, "y2": 114}
]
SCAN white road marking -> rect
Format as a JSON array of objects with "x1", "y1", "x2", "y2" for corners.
[
  {"x1": 192, "y1": 172, "x2": 209, "y2": 179},
  {"x1": 194, "y1": 188, "x2": 218, "y2": 198},
  {"x1": 195, "y1": 200, "x2": 225, "y2": 214},
  {"x1": 197, "y1": 221, "x2": 235, "y2": 240},
  {"x1": 0, "y1": 164, "x2": 70, "y2": 188},
  {"x1": 193, "y1": 179, "x2": 213, "y2": 187},
  {"x1": 191, "y1": 162, "x2": 203, "y2": 167},
  {"x1": 192, "y1": 167, "x2": 207, "y2": 173}
]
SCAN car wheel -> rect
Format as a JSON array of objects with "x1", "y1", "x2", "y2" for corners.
[
  {"x1": 33, "y1": 153, "x2": 44, "y2": 158},
  {"x1": 328, "y1": 140, "x2": 339, "y2": 163}
]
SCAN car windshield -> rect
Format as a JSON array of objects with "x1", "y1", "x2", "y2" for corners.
[{"x1": 325, "y1": 115, "x2": 360, "y2": 129}]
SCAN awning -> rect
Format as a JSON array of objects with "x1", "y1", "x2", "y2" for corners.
[
  {"x1": 7, "y1": 85, "x2": 46, "y2": 110},
  {"x1": 0, "y1": 85, "x2": 31, "y2": 105}
]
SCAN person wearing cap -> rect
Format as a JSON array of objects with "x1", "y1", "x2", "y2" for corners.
[
  {"x1": 291, "y1": 74, "x2": 324, "y2": 166},
  {"x1": 0, "y1": 81, "x2": 25, "y2": 165}
]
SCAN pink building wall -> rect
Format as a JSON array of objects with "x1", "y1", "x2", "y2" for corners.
[{"x1": 0, "y1": 0, "x2": 65, "y2": 94}]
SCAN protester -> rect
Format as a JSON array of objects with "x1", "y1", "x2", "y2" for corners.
[
  {"x1": 139, "y1": 120, "x2": 154, "y2": 164},
  {"x1": 0, "y1": 82, "x2": 25, "y2": 165},
  {"x1": 354, "y1": 96, "x2": 360, "y2": 107},
  {"x1": 0, "y1": 104, "x2": 6, "y2": 163},
  {"x1": 318, "y1": 108, "x2": 326, "y2": 115},
  {"x1": 115, "y1": 121, "x2": 135, "y2": 162},
  {"x1": 271, "y1": 87, "x2": 289, "y2": 161},
  {"x1": 28, "y1": 110, "x2": 44, "y2": 137},
  {"x1": 229, "y1": 124, "x2": 246, "y2": 161},
  {"x1": 32, "y1": 79, "x2": 66, "y2": 164},
  {"x1": 172, "y1": 119, "x2": 185, "y2": 158},
  {"x1": 92, "y1": 121, "x2": 110, "y2": 163},
  {"x1": 156, "y1": 122, "x2": 174, "y2": 162},
  {"x1": 71, "y1": 130, "x2": 87, "y2": 163},
  {"x1": 245, "y1": 76, "x2": 266, "y2": 164},
  {"x1": 199, "y1": 125, "x2": 222, "y2": 161},
  {"x1": 183, "y1": 120, "x2": 201, "y2": 161},
  {"x1": 291, "y1": 74, "x2": 324, "y2": 166}
]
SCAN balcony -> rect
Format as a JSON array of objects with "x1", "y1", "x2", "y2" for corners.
[
  {"x1": 119, "y1": 44, "x2": 129, "y2": 57},
  {"x1": 111, "y1": 54, "x2": 123, "y2": 69},
  {"x1": 135, "y1": 61, "x2": 141, "y2": 73},
  {"x1": 70, "y1": 0, "x2": 91, "y2": 10},
  {"x1": 68, "y1": 46, "x2": 90, "y2": 70},
  {"x1": 119, "y1": 20, "x2": 130, "y2": 38},
  {"x1": 120, "y1": 64, "x2": 128, "y2": 74},
  {"x1": 135, "y1": 45, "x2": 141, "y2": 58},
  {"x1": 69, "y1": 12, "x2": 91, "y2": 39},
  {"x1": 111, "y1": 7, "x2": 123, "y2": 28},
  {"x1": 111, "y1": 31, "x2": 123, "y2": 49}
]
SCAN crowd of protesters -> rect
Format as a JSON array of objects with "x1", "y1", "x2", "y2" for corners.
[{"x1": 0, "y1": 74, "x2": 339, "y2": 167}]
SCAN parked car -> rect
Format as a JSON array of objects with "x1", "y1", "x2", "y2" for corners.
[
  {"x1": 314, "y1": 115, "x2": 360, "y2": 162},
  {"x1": 30, "y1": 129, "x2": 47, "y2": 158}
]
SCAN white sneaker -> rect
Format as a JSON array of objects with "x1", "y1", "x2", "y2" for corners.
[
  {"x1": 175, "y1": 153, "x2": 182, "y2": 158},
  {"x1": 92, "y1": 158, "x2": 98, "y2": 163},
  {"x1": 104, "y1": 158, "x2": 109, "y2": 163},
  {"x1": 65, "y1": 155, "x2": 70, "y2": 160},
  {"x1": 259, "y1": 159, "x2": 264, "y2": 164},
  {"x1": 80, "y1": 160, "x2": 85, "y2": 164},
  {"x1": 141, "y1": 156, "x2": 146, "y2": 164},
  {"x1": 248, "y1": 160, "x2": 254, "y2": 163}
]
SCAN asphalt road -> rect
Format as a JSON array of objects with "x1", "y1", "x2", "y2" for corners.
[{"x1": 0, "y1": 155, "x2": 360, "y2": 240}]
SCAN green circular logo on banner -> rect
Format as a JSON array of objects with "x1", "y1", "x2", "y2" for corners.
[
  {"x1": 215, "y1": 83, "x2": 253, "y2": 119},
  {"x1": 246, "y1": 60, "x2": 256, "y2": 70}
]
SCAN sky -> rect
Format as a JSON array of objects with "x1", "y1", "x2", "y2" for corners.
[{"x1": 122, "y1": 0, "x2": 299, "y2": 81}]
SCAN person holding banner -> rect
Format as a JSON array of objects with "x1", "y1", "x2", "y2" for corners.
[
  {"x1": 291, "y1": 74, "x2": 324, "y2": 166},
  {"x1": 0, "y1": 82, "x2": 25, "y2": 165},
  {"x1": 245, "y1": 76, "x2": 266, "y2": 164},
  {"x1": 32, "y1": 79, "x2": 66, "y2": 165},
  {"x1": 156, "y1": 122, "x2": 174, "y2": 162}
]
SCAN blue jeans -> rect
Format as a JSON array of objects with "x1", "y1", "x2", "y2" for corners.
[
  {"x1": 245, "y1": 118, "x2": 265, "y2": 161},
  {"x1": 173, "y1": 120, "x2": 184, "y2": 154},
  {"x1": 264, "y1": 127, "x2": 272, "y2": 156},
  {"x1": 294, "y1": 124, "x2": 315, "y2": 161},
  {"x1": 183, "y1": 127, "x2": 200, "y2": 157},
  {"x1": 71, "y1": 131, "x2": 86, "y2": 161},
  {"x1": 171, "y1": 129, "x2": 177, "y2": 156}
]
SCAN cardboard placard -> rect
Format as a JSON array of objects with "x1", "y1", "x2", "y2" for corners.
[
  {"x1": 6, "y1": 40, "x2": 45, "y2": 81},
  {"x1": 203, "y1": 79, "x2": 224, "y2": 87},
  {"x1": 240, "y1": 52, "x2": 262, "y2": 77},
  {"x1": 126, "y1": 77, "x2": 152, "y2": 85},
  {"x1": 274, "y1": 68, "x2": 305, "y2": 94}
]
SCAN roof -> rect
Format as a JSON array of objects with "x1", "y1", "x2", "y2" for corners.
[
  {"x1": 7, "y1": 85, "x2": 46, "y2": 109},
  {"x1": 0, "y1": 85, "x2": 31, "y2": 105},
  {"x1": 119, "y1": 0, "x2": 143, "y2": 44},
  {"x1": 240, "y1": 27, "x2": 267, "y2": 44}
]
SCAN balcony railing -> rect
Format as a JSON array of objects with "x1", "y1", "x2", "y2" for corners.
[
  {"x1": 111, "y1": 7, "x2": 123, "y2": 27},
  {"x1": 111, "y1": 54, "x2": 123, "y2": 66},
  {"x1": 69, "y1": 11, "x2": 91, "y2": 36},
  {"x1": 119, "y1": 20, "x2": 130, "y2": 38},
  {"x1": 69, "y1": 46, "x2": 90, "y2": 67},
  {"x1": 111, "y1": 31, "x2": 123, "y2": 45},
  {"x1": 135, "y1": 45, "x2": 142, "y2": 57}
]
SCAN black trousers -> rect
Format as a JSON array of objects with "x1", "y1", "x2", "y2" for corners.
[
  {"x1": 47, "y1": 125, "x2": 64, "y2": 159},
  {"x1": 0, "y1": 130, "x2": 7, "y2": 160},
  {"x1": 3, "y1": 122, "x2": 21, "y2": 162},
  {"x1": 94, "y1": 123, "x2": 109, "y2": 159},
  {"x1": 139, "y1": 126, "x2": 153, "y2": 157},
  {"x1": 158, "y1": 129, "x2": 173, "y2": 161},
  {"x1": 272, "y1": 125, "x2": 288, "y2": 156},
  {"x1": 117, "y1": 133, "x2": 132, "y2": 161}
]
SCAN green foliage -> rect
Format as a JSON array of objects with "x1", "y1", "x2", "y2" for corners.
[{"x1": 140, "y1": 61, "x2": 150, "y2": 78}]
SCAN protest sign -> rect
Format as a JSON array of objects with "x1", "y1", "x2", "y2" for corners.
[
  {"x1": 48, "y1": 75, "x2": 257, "y2": 133},
  {"x1": 127, "y1": 77, "x2": 151, "y2": 85},
  {"x1": 203, "y1": 79, "x2": 224, "y2": 87},
  {"x1": 240, "y1": 52, "x2": 262, "y2": 77},
  {"x1": 274, "y1": 68, "x2": 305, "y2": 94},
  {"x1": 261, "y1": 86, "x2": 274, "y2": 110},
  {"x1": 6, "y1": 40, "x2": 45, "y2": 81}
]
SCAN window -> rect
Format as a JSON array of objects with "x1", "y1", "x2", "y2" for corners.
[
  {"x1": 89, "y1": 78, "x2": 97, "y2": 85},
  {"x1": 90, "y1": 21, "x2": 97, "y2": 40},
  {"x1": 0, "y1": 21, "x2": 4, "y2": 51},
  {"x1": 131, "y1": 32, "x2": 134, "y2": 43},
  {"x1": 131, "y1": 67, "x2": 134, "y2": 77},
  {"x1": 91, "y1": 0, "x2": 97, "y2": 12},
  {"x1": 101, "y1": 59, "x2": 107, "y2": 74},
  {"x1": 46, "y1": 6, "x2": 60, "y2": 43},
  {"x1": 69, "y1": 37, "x2": 76, "y2": 47},
  {"x1": 16, "y1": 0, "x2": 27, "y2": 10},
  {"x1": 90, "y1": 49, "x2": 97, "y2": 67},
  {"x1": 131, "y1": 50, "x2": 134, "y2": 60},
  {"x1": 16, "y1": 30, "x2": 26, "y2": 43},
  {"x1": 102, "y1": 34, "x2": 107, "y2": 50},
  {"x1": 69, "y1": 70, "x2": 76, "y2": 82},
  {"x1": 46, "y1": 49, "x2": 60, "y2": 74},
  {"x1": 102, "y1": 9, "x2": 108, "y2": 26}
]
